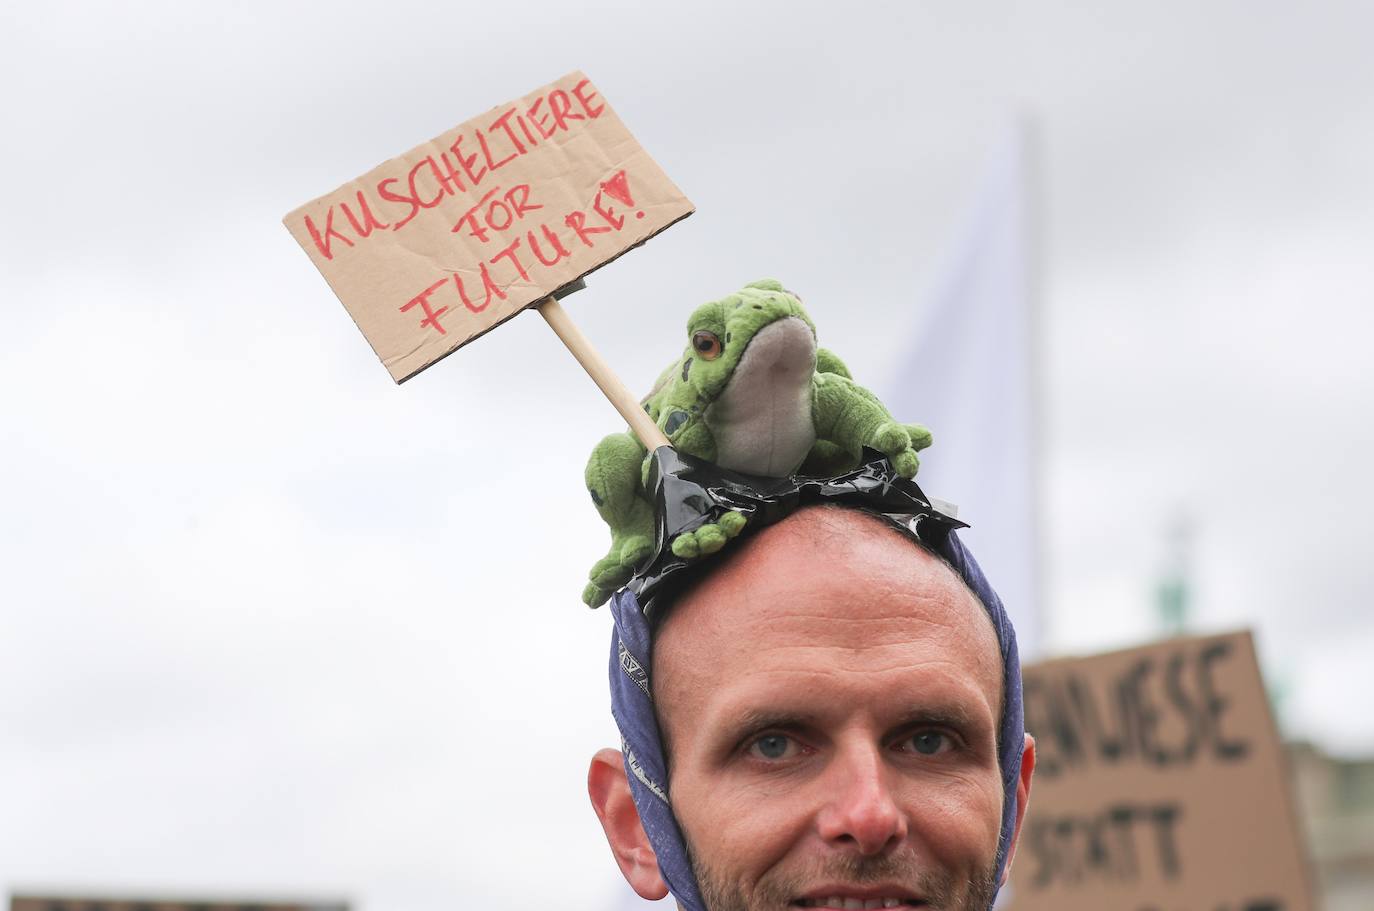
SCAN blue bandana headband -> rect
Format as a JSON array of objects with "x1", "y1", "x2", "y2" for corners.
[{"x1": 605, "y1": 448, "x2": 1024, "y2": 911}]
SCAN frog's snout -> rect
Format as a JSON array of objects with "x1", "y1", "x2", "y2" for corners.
[{"x1": 739, "y1": 315, "x2": 817, "y2": 381}]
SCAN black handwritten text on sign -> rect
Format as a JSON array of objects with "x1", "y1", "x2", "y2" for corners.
[{"x1": 1008, "y1": 632, "x2": 1314, "y2": 911}]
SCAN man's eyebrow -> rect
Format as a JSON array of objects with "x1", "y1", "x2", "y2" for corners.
[
  {"x1": 715, "y1": 708, "x2": 822, "y2": 746},
  {"x1": 715, "y1": 703, "x2": 991, "y2": 744},
  {"x1": 892, "y1": 704, "x2": 982, "y2": 732}
]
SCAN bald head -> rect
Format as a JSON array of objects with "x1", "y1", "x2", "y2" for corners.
[{"x1": 655, "y1": 505, "x2": 1003, "y2": 717}]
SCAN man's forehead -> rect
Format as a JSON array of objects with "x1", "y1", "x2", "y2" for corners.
[{"x1": 653, "y1": 506, "x2": 1003, "y2": 702}]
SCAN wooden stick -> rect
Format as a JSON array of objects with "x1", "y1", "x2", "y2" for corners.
[{"x1": 537, "y1": 295, "x2": 671, "y2": 450}]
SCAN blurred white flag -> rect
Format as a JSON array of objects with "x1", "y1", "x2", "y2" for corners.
[{"x1": 883, "y1": 122, "x2": 1042, "y2": 659}]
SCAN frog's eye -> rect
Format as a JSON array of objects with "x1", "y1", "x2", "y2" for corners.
[{"x1": 692, "y1": 330, "x2": 723, "y2": 360}]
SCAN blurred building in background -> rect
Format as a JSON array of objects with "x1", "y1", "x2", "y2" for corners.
[{"x1": 1289, "y1": 741, "x2": 1374, "y2": 911}]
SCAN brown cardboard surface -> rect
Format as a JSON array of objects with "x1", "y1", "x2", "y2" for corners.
[
  {"x1": 283, "y1": 72, "x2": 694, "y2": 383},
  {"x1": 1009, "y1": 631, "x2": 1315, "y2": 911}
]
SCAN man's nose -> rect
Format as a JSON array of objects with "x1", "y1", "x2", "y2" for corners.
[{"x1": 815, "y1": 741, "x2": 909, "y2": 855}]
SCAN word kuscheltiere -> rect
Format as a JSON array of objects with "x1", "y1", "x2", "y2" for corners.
[
  {"x1": 303, "y1": 79, "x2": 604, "y2": 256},
  {"x1": 295, "y1": 78, "x2": 637, "y2": 336}
]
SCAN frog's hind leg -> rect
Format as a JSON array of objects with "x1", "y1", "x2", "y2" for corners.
[{"x1": 583, "y1": 432, "x2": 655, "y2": 607}]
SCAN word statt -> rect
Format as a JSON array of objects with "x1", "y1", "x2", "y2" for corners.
[
  {"x1": 1010, "y1": 631, "x2": 1315, "y2": 911},
  {"x1": 284, "y1": 72, "x2": 693, "y2": 382}
]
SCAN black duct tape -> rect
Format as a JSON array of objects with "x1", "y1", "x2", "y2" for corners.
[{"x1": 627, "y1": 446, "x2": 968, "y2": 625}]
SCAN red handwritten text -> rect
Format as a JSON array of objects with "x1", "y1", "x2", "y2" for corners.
[
  {"x1": 304, "y1": 79, "x2": 604, "y2": 261},
  {"x1": 397, "y1": 170, "x2": 633, "y2": 336},
  {"x1": 399, "y1": 278, "x2": 452, "y2": 335}
]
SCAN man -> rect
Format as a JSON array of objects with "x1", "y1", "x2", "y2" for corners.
[{"x1": 588, "y1": 504, "x2": 1036, "y2": 911}]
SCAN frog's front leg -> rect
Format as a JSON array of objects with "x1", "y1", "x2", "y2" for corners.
[
  {"x1": 636, "y1": 420, "x2": 744, "y2": 559},
  {"x1": 812, "y1": 373, "x2": 923, "y2": 478},
  {"x1": 583, "y1": 432, "x2": 655, "y2": 607},
  {"x1": 869, "y1": 422, "x2": 921, "y2": 478},
  {"x1": 670, "y1": 511, "x2": 748, "y2": 559},
  {"x1": 904, "y1": 422, "x2": 933, "y2": 452}
]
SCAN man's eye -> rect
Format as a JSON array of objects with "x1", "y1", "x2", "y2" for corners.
[
  {"x1": 749, "y1": 734, "x2": 797, "y2": 761},
  {"x1": 898, "y1": 730, "x2": 952, "y2": 756}
]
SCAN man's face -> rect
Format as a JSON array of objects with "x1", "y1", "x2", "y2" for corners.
[{"x1": 653, "y1": 509, "x2": 1007, "y2": 911}]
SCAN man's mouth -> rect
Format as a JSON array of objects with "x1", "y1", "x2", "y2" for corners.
[{"x1": 793, "y1": 896, "x2": 924, "y2": 909}]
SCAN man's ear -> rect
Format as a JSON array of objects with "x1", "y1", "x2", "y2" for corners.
[
  {"x1": 999, "y1": 733, "x2": 1037, "y2": 886},
  {"x1": 588, "y1": 747, "x2": 670, "y2": 901}
]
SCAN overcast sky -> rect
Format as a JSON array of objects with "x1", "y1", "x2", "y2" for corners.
[{"x1": 2, "y1": 2, "x2": 1372, "y2": 909}]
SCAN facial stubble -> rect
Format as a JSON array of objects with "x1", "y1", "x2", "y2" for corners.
[{"x1": 686, "y1": 839, "x2": 1000, "y2": 911}]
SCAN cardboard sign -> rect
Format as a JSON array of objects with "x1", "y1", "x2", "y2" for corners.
[
  {"x1": 1010, "y1": 631, "x2": 1315, "y2": 911},
  {"x1": 284, "y1": 72, "x2": 694, "y2": 382}
]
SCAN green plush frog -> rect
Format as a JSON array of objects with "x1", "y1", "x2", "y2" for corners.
[{"x1": 581, "y1": 279, "x2": 931, "y2": 607}]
